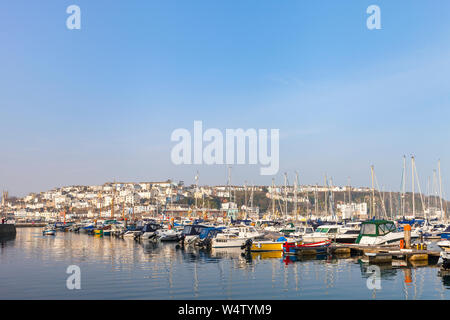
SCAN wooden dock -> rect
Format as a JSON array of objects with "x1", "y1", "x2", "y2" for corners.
[{"x1": 329, "y1": 243, "x2": 441, "y2": 265}]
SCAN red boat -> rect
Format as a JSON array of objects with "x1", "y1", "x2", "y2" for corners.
[{"x1": 283, "y1": 240, "x2": 332, "y2": 254}]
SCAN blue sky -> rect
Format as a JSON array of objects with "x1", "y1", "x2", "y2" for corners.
[{"x1": 1, "y1": 1, "x2": 450, "y2": 196}]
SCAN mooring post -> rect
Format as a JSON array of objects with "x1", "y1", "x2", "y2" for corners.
[{"x1": 404, "y1": 224, "x2": 411, "y2": 249}]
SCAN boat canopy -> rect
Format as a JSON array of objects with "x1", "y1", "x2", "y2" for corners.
[
  {"x1": 142, "y1": 223, "x2": 161, "y2": 233},
  {"x1": 359, "y1": 220, "x2": 396, "y2": 237},
  {"x1": 182, "y1": 224, "x2": 209, "y2": 236},
  {"x1": 199, "y1": 228, "x2": 222, "y2": 240}
]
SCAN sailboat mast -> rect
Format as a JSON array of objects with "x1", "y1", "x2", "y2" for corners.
[
  {"x1": 371, "y1": 165, "x2": 375, "y2": 219},
  {"x1": 411, "y1": 156, "x2": 416, "y2": 218},
  {"x1": 324, "y1": 174, "x2": 328, "y2": 216},
  {"x1": 272, "y1": 178, "x2": 275, "y2": 218},
  {"x1": 284, "y1": 173, "x2": 288, "y2": 219},
  {"x1": 438, "y1": 160, "x2": 445, "y2": 222},
  {"x1": 111, "y1": 182, "x2": 115, "y2": 219},
  {"x1": 315, "y1": 184, "x2": 318, "y2": 216},
  {"x1": 348, "y1": 177, "x2": 351, "y2": 205},
  {"x1": 294, "y1": 172, "x2": 298, "y2": 221}
]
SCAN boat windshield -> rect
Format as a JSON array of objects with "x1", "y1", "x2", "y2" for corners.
[
  {"x1": 379, "y1": 222, "x2": 396, "y2": 235},
  {"x1": 360, "y1": 223, "x2": 377, "y2": 235},
  {"x1": 316, "y1": 228, "x2": 329, "y2": 233}
]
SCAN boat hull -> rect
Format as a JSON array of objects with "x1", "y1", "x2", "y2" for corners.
[{"x1": 250, "y1": 241, "x2": 284, "y2": 252}]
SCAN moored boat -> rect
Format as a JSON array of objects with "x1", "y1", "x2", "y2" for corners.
[
  {"x1": 211, "y1": 232, "x2": 246, "y2": 248},
  {"x1": 42, "y1": 227, "x2": 56, "y2": 236},
  {"x1": 355, "y1": 220, "x2": 419, "y2": 245},
  {"x1": 283, "y1": 240, "x2": 331, "y2": 255}
]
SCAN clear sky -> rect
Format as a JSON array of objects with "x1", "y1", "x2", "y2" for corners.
[{"x1": 1, "y1": 0, "x2": 450, "y2": 197}]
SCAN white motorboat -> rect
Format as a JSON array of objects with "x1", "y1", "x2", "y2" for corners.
[
  {"x1": 140, "y1": 223, "x2": 162, "y2": 240},
  {"x1": 302, "y1": 225, "x2": 359, "y2": 243},
  {"x1": 157, "y1": 228, "x2": 182, "y2": 241},
  {"x1": 42, "y1": 226, "x2": 56, "y2": 236},
  {"x1": 356, "y1": 220, "x2": 418, "y2": 245},
  {"x1": 290, "y1": 225, "x2": 315, "y2": 239},
  {"x1": 229, "y1": 225, "x2": 264, "y2": 240},
  {"x1": 437, "y1": 240, "x2": 450, "y2": 250},
  {"x1": 123, "y1": 230, "x2": 142, "y2": 238},
  {"x1": 211, "y1": 233, "x2": 246, "y2": 248}
]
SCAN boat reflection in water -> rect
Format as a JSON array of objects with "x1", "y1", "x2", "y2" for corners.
[{"x1": 3, "y1": 228, "x2": 450, "y2": 299}]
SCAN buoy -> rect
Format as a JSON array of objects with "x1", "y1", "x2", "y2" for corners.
[{"x1": 399, "y1": 239, "x2": 405, "y2": 249}]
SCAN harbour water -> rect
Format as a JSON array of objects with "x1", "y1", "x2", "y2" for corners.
[{"x1": 1, "y1": 228, "x2": 450, "y2": 300}]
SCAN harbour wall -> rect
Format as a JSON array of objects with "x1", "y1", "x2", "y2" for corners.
[{"x1": 0, "y1": 224, "x2": 16, "y2": 237}]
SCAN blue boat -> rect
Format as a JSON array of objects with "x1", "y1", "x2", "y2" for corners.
[
  {"x1": 441, "y1": 226, "x2": 450, "y2": 240},
  {"x1": 43, "y1": 227, "x2": 56, "y2": 236}
]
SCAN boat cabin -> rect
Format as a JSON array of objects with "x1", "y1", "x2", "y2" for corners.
[
  {"x1": 199, "y1": 227, "x2": 222, "y2": 240},
  {"x1": 314, "y1": 226, "x2": 339, "y2": 235},
  {"x1": 142, "y1": 223, "x2": 162, "y2": 233},
  {"x1": 355, "y1": 220, "x2": 397, "y2": 244},
  {"x1": 182, "y1": 224, "x2": 209, "y2": 236}
]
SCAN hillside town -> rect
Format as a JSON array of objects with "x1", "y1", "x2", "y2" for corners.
[{"x1": 0, "y1": 181, "x2": 373, "y2": 223}]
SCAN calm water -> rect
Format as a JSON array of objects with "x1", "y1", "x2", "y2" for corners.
[{"x1": 1, "y1": 228, "x2": 450, "y2": 300}]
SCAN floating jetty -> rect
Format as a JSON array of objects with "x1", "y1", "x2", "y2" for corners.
[
  {"x1": 329, "y1": 243, "x2": 441, "y2": 265},
  {"x1": 15, "y1": 223, "x2": 47, "y2": 228}
]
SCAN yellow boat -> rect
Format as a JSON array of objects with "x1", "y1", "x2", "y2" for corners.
[
  {"x1": 250, "y1": 241, "x2": 284, "y2": 252},
  {"x1": 94, "y1": 229, "x2": 103, "y2": 236}
]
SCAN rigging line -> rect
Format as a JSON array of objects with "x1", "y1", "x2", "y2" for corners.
[
  {"x1": 413, "y1": 161, "x2": 427, "y2": 217},
  {"x1": 374, "y1": 173, "x2": 388, "y2": 218}
]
